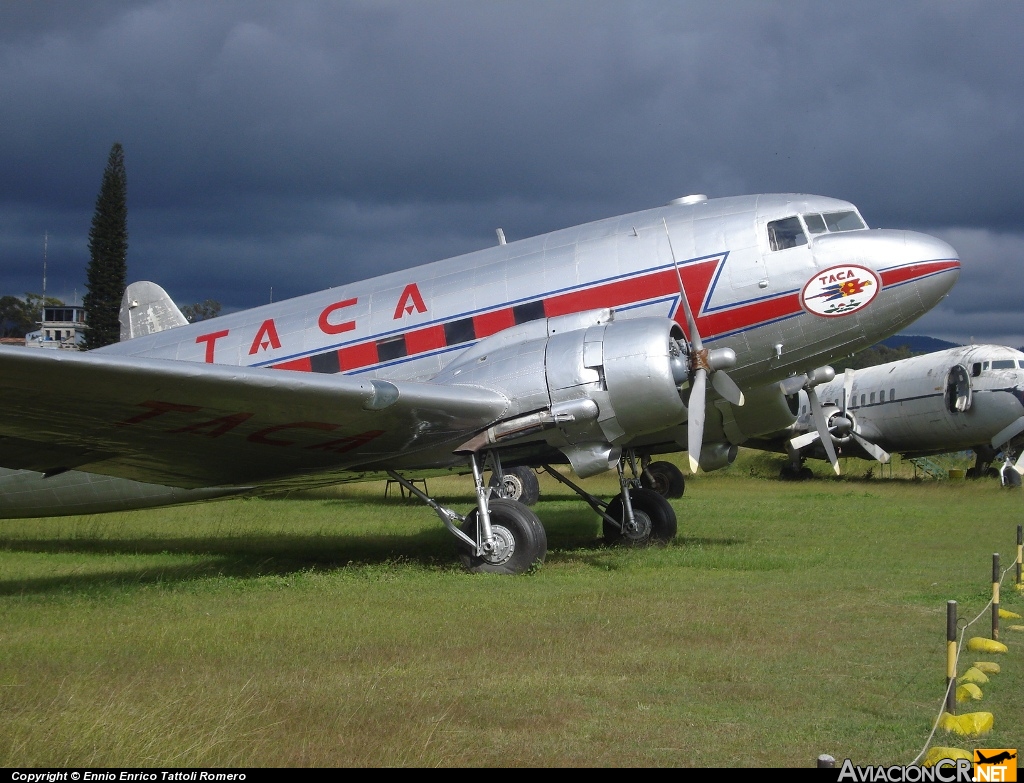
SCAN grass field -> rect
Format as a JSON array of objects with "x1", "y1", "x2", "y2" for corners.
[{"x1": 1, "y1": 451, "x2": 1022, "y2": 767}]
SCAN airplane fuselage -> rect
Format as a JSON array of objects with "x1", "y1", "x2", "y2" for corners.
[
  {"x1": 101, "y1": 194, "x2": 959, "y2": 401},
  {"x1": 0, "y1": 193, "x2": 961, "y2": 520},
  {"x1": 813, "y1": 345, "x2": 1024, "y2": 457}
]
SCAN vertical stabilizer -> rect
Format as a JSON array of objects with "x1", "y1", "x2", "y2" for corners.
[{"x1": 119, "y1": 281, "x2": 189, "y2": 340}]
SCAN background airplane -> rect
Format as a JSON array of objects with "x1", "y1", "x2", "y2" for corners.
[
  {"x1": 746, "y1": 345, "x2": 1024, "y2": 482},
  {"x1": 0, "y1": 193, "x2": 960, "y2": 573}
]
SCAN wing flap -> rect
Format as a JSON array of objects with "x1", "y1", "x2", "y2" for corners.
[{"x1": 0, "y1": 347, "x2": 509, "y2": 488}]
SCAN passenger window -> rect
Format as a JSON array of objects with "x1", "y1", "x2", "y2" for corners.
[
  {"x1": 803, "y1": 214, "x2": 827, "y2": 234},
  {"x1": 823, "y1": 211, "x2": 866, "y2": 232},
  {"x1": 870, "y1": 392, "x2": 876, "y2": 404},
  {"x1": 860, "y1": 394, "x2": 865, "y2": 406},
  {"x1": 767, "y1": 217, "x2": 808, "y2": 251},
  {"x1": 889, "y1": 388, "x2": 895, "y2": 401}
]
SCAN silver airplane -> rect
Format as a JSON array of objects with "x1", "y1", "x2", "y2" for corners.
[
  {"x1": 747, "y1": 344, "x2": 1024, "y2": 481},
  {"x1": 0, "y1": 193, "x2": 960, "y2": 573}
]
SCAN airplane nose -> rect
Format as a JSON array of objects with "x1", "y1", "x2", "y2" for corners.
[
  {"x1": 810, "y1": 228, "x2": 960, "y2": 331},
  {"x1": 893, "y1": 231, "x2": 961, "y2": 311}
]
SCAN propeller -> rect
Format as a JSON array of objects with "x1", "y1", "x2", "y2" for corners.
[
  {"x1": 786, "y1": 367, "x2": 891, "y2": 473},
  {"x1": 784, "y1": 367, "x2": 842, "y2": 475},
  {"x1": 663, "y1": 219, "x2": 744, "y2": 473}
]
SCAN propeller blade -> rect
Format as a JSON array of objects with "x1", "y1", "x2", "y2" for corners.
[
  {"x1": 663, "y1": 218, "x2": 703, "y2": 353},
  {"x1": 852, "y1": 433, "x2": 891, "y2": 463},
  {"x1": 687, "y1": 368, "x2": 707, "y2": 473},
  {"x1": 779, "y1": 374, "x2": 808, "y2": 396},
  {"x1": 711, "y1": 369, "x2": 745, "y2": 406},
  {"x1": 806, "y1": 387, "x2": 841, "y2": 475},
  {"x1": 990, "y1": 416, "x2": 1024, "y2": 450},
  {"x1": 842, "y1": 369, "x2": 854, "y2": 415},
  {"x1": 789, "y1": 430, "x2": 822, "y2": 450}
]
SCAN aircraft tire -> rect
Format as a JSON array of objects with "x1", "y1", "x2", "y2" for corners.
[
  {"x1": 603, "y1": 488, "x2": 677, "y2": 546},
  {"x1": 640, "y1": 460, "x2": 685, "y2": 499},
  {"x1": 458, "y1": 499, "x2": 547, "y2": 574},
  {"x1": 1001, "y1": 467, "x2": 1022, "y2": 488},
  {"x1": 489, "y1": 466, "x2": 540, "y2": 506}
]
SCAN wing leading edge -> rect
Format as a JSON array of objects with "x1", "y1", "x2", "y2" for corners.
[{"x1": 0, "y1": 346, "x2": 509, "y2": 489}]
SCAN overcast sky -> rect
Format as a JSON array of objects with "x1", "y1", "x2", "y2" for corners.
[{"x1": 2, "y1": 1, "x2": 1023, "y2": 346}]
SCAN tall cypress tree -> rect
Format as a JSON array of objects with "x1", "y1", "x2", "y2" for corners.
[{"x1": 83, "y1": 142, "x2": 128, "y2": 349}]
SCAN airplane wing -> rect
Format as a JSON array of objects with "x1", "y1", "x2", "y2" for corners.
[{"x1": 0, "y1": 346, "x2": 510, "y2": 489}]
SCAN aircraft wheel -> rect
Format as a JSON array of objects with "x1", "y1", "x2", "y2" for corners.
[
  {"x1": 458, "y1": 499, "x2": 547, "y2": 574},
  {"x1": 640, "y1": 460, "x2": 685, "y2": 499},
  {"x1": 1001, "y1": 467, "x2": 1022, "y2": 488},
  {"x1": 604, "y1": 487, "x2": 677, "y2": 546},
  {"x1": 489, "y1": 466, "x2": 540, "y2": 506},
  {"x1": 799, "y1": 466, "x2": 814, "y2": 480}
]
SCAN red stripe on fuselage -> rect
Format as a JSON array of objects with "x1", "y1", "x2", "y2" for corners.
[
  {"x1": 880, "y1": 259, "x2": 960, "y2": 287},
  {"x1": 271, "y1": 255, "x2": 956, "y2": 374}
]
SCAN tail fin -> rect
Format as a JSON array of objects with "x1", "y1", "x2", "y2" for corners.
[{"x1": 119, "y1": 281, "x2": 189, "y2": 340}]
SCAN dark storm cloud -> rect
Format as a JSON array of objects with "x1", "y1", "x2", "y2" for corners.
[{"x1": 1, "y1": 0, "x2": 1023, "y2": 343}]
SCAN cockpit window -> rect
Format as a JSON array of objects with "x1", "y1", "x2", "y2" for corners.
[
  {"x1": 823, "y1": 211, "x2": 865, "y2": 232},
  {"x1": 800, "y1": 210, "x2": 867, "y2": 236},
  {"x1": 767, "y1": 216, "x2": 807, "y2": 251},
  {"x1": 803, "y1": 213, "x2": 828, "y2": 234},
  {"x1": 991, "y1": 359, "x2": 1016, "y2": 370}
]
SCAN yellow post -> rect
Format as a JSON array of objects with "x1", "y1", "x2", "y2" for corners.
[
  {"x1": 946, "y1": 600, "x2": 957, "y2": 716},
  {"x1": 992, "y1": 553, "x2": 1000, "y2": 641}
]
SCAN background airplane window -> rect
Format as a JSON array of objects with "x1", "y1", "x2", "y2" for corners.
[
  {"x1": 767, "y1": 217, "x2": 807, "y2": 251},
  {"x1": 889, "y1": 388, "x2": 895, "y2": 400},
  {"x1": 803, "y1": 213, "x2": 827, "y2": 234},
  {"x1": 823, "y1": 211, "x2": 866, "y2": 232}
]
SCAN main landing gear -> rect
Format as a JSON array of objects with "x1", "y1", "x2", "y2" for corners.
[
  {"x1": 387, "y1": 449, "x2": 680, "y2": 574},
  {"x1": 542, "y1": 450, "x2": 678, "y2": 546},
  {"x1": 489, "y1": 465, "x2": 541, "y2": 506},
  {"x1": 386, "y1": 452, "x2": 547, "y2": 575}
]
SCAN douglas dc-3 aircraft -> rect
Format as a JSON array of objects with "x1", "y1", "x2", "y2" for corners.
[
  {"x1": 746, "y1": 344, "x2": 1024, "y2": 481},
  {"x1": 0, "y1": 194, "x2": 960, "y2": 573}
]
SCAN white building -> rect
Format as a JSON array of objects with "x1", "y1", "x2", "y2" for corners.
[{"x1": 25, "y1": 305, "x2": 87, "y2": 349}]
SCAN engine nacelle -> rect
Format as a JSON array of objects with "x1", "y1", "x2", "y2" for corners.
[
  {"x1": 440, "y1": 312, "x2": 688, "y2": 477},
  {"x1": 698, "y1": 442, "x2": 738, "y2": 472}
]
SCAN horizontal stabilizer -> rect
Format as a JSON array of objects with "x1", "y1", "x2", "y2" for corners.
[{"x1": 119, "y1": 281, "x2": 188, "y2": 341}]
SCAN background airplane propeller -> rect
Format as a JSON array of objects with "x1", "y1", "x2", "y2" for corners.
[
  {"x1": 786, "y1": 367, "x2": 891, "y2": 473},
  {"x1": 663, "y1": 220, "x2": 744, "y2": 473}
]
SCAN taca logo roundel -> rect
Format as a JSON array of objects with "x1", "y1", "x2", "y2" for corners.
[{"x1": 801, "y1": 264, "x2": 881, "y2": 317}]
